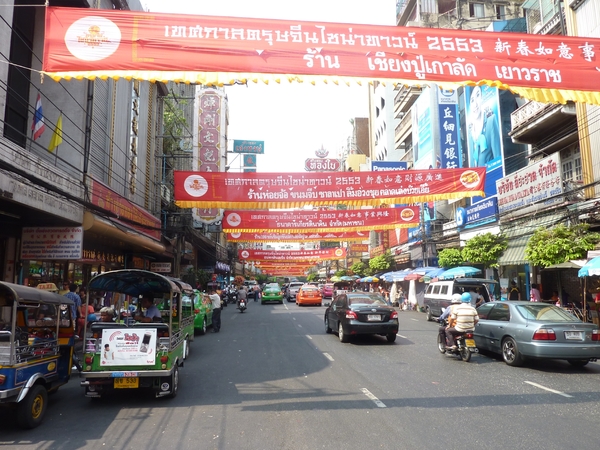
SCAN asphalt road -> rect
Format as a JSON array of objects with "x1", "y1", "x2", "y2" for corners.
[{"x1": 2, "y1": 301, "x2": 600, "y2": 449}]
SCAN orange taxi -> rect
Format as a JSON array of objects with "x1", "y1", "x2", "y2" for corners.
[{"x1": 296, "y1": 284, "x2": 323, "y2": 307}]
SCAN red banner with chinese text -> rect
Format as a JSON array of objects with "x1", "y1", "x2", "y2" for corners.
[
  {"x1": 174, "y1": 168, "x2": 486, "y2": 209},
  {"x1": 239, "y1": 248, "x2": 346, "y2": 262},
  {"x1": 43, "y1": 7, "x2": 600, "y2": 105},
  {"x1": 227, "y1": 231, "x2": 368, "y2": 243},
  {"x1": 223, "y1": 207, "x2": 419, "y2": 233}
]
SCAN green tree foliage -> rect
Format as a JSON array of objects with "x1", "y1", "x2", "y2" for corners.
[
  {"x1": 350, "y1": 261, "x2": 367, "y2": 277},
  {"x1": 334, "y1": 269, "x2": 348, "y2": 277},
  {"x1": 461, "y1": 232, "x2": 508, "y2": 269},
  {"x1": 307, "y1": 273, "x2": 319, "y2": 282},
  {"x1": 182, "y1": 268, "x2": 211, "y2": 290},
  {"x1": 162, "y1": 96, "x2": 189, "y2": 155},
  {"x1": 369, "y1": 251, "x2": 393, "y2": 272},
  {"x1": 437, "y1": 248, "x2": 464, "y2": 269},
  {"x1": 525, "y1": 223, "x2": 600, "y2": 268}
]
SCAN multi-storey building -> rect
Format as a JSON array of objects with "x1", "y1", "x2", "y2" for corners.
[{"x1": 0, "y1": 1, "x2": 227, "y2": 287}]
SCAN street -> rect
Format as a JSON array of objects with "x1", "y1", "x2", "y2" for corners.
[{"x1": 2, "y1": 301, "x2": 600, "y2": 449}]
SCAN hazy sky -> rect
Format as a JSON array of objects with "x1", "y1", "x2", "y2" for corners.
[{"x1": 141, "y1": 0, "x2": 397, "y2": 172}]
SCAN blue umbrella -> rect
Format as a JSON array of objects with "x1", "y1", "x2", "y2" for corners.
[
  {"x1": 438, "y1": 266, "x2": 482, "y2": 280},
  {"x1": 578, "y1": 257, "x2": 600, "y2": 277}
]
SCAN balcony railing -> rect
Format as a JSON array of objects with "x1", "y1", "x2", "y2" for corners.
[{"x1": 510, "y1": 100, "x2": 557, "y2": 130}]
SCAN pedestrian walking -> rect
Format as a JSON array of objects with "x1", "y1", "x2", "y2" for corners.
[{"x1": 210, "y1": 289, "x2": 222, "y2": 332}]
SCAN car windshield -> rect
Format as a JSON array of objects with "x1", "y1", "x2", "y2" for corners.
[
  {"x1": 348, "y1": 294, "x2": 387, "y2": 306},
  {"x1": 516, "y1": 304, "x2": 580, "y2": 322}
]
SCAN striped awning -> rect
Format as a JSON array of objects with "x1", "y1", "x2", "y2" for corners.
[{"x1": 498, "y1": 234, "x2": 530, "y2": 266}]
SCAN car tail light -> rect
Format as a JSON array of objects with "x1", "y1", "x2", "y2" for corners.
[
  {"x1": 592, "y1": 330, "x2": 600, "y2": 341},
  {"x1": 465, "y1": 332, "x2": 473, "y2": 338},
  {"x1": 160, "y1": 355, "x2": 169, "y2": 364},
  {"x1": 85, "y1": 356, "x2": 94, "y2": 364},
  {"x1": 390, "y1": 311, "x2": 398, "y2": 320},
  {"x1": 194, "y1": 309, "x2": 200, "y2": 314},
  {"x1": 0, "y1": 374, "x2": 5, "y2": 385},
  {"x1": 345, "y1": 311, "x2": 358, "y2": 319},
  {"x1": 532, "y1": 328, "x2": 556, "y2": 340}
]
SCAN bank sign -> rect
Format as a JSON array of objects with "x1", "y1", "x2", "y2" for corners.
[
  {"x1": 495, "y1": 154, "x2": 563, "y2": 214},
  {"x1": 456, "y1": 198, "x2": 498, "y2": 228}
]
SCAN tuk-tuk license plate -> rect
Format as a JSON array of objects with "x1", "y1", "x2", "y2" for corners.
[
  {"x1": 465, "y1": 339, "x2": 476, "y2": 347},
  {"x1": 114, "y1": 377, "x2": 139, "y2": 388}
]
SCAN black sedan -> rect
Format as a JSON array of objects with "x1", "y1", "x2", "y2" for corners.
[
  {"x1": 474, "y1": 301, "x2": 600, "y2": 367},
  {"x1": 324, "y1": 292, "x2": 398, "y2": 343}
]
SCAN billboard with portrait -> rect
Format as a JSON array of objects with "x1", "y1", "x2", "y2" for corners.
[{"x1": 464, "y1": 85, "x2": 505, "y2": 204}]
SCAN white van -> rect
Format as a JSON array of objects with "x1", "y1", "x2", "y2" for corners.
[{"x1": 423, "y1": 278, "x2": 498, "y2": 321}]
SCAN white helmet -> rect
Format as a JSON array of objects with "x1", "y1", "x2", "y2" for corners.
[{"x1": 451, "y1": 294, "x2": 462, "y2": 304}]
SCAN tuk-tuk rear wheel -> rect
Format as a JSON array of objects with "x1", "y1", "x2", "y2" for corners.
[{"x1": 17, "y1": 384, "x2": 47, "y2": 429}]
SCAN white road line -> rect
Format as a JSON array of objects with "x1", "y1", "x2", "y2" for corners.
[
  {"x1": 524, "y1": 381, "x2": 573, "y2": 398},
  {"x1": 306, "y1": 335, "x2": 313, "y2": 340},
  {"x1": 397, "y1": 334, "x2": 407, "y2": 339},
  {"x1": 411, "y1": 318, "x2": 418, "y2": 321},
  {"x1": 323, "y1": 352, "x2": 334, "y2": 361},
  {"x1": 297, "y1": 324, "x2": 302, "y2": 328},
  {"x1": 361, "y1": 388, "x2": 387, "y2": 408}
]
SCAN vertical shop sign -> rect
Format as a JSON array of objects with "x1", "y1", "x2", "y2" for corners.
[{"x1": 437, "y1": 88, "x2": 460, "y2": 169}]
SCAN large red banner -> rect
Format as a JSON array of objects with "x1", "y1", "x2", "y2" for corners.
[
  {"x1": 239, "y1": 248, "x2": 346, "y2": 262},
  {"x1": 43, "y1": 7, "x2": 600, "y2": 104},
  {"x1": 174, "y1": 168, "x2": 485, "y2": 209},
  {"x1": 227, "y1": 231, "x2": 368, "y2": 242},
  {"x1": 223, "y1": 207, "x2": 419, "y2": 233}
]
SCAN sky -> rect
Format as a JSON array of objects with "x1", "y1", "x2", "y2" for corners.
[{"x1": 141, "y1": 0, "x2": 397, "y2": 172}]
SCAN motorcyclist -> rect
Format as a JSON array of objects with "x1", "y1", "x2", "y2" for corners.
[
  {"x1": 237, "y1": 286, "x2": 247, "y2": 309},
  {"x1": 445, "y1": 292, "x2": 479, "y2": 350},
  {"x1": 438, "y1": 293, "x2": 462, "y2": 347}
]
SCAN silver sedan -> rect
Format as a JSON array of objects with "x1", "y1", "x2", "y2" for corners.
[{"x1": 474, "y1": 301, "x2": 600, "y2": 367}]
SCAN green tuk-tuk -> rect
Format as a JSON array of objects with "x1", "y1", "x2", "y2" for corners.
[{"x1": 80, "y1": 270, "x2": 194, "y2": 398}]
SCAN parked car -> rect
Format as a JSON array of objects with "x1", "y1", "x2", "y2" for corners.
[
  {"x1": 296, "y1": 284, "x2": 323, "y2": 306},
  {"x1": 262, "y1": 283, "x2": 283, "y2": 304},
  {"x1": 324, "y1": 292, "x2": 398, "y2": 343},
  {"x1": 191, "y1": 290, "x2": 213, "y2": 335},
  {"x1": 423, "y1": 278, "x2": 498, "y2": 321},
  {"x1": 474, "y1": 301, "x2": 600, "y2": 367},
  {"x1": 285, "y1": 282, "x2": 304, "y2": 302}
]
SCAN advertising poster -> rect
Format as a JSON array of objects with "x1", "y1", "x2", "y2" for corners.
[
  {"x1": 464, "y1": 85, "x2": 505, "y2": 204},
  {"x1": 100, "y1": 328, "x2": 157, "y2": 366}
]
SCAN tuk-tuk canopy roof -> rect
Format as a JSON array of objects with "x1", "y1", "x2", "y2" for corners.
[
  {"x1": 165, "y1": 277, "x2": 194, "y2": 294},
  {"x1": 0, "y1": 281, "x2": 74, "y2": 305},
  {"x1": 88, "y1": 270, "x2": 181, "y2": 297}
]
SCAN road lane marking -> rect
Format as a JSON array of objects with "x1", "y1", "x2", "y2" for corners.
[
  {"x1": 397, "y1": 334, "x2": 407, "y2": 339},
  {"x1": 307, "y1": 335, "x2": 313, "y2": 340},
  {"x1": 361, "y1": 388, "x2": 386, "y2": 408},
  {"x1": 411, "y1": 318, "x2": 418, "y2": 321},
  {"x1": 524, "y1": 381, "x2": 573, "y2": 398},
  {"x1": 323, "y1": 352, "x2": 334, "y2": 361}
]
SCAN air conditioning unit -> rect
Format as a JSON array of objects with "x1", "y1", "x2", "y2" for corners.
[{"x1": 160, "y1": 184, "x2": 171, "y2": 202}]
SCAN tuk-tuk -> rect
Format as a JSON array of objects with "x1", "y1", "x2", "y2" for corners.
[
  {"x1": 81, "y1": 270, "x2": 192, "y2": 398},
  {"x1": 0, "y1": 281, "x2": 76, "y2": 428}
]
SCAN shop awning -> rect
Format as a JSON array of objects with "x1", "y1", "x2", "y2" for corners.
[{"x1": 498, "y1": 234, "x2": 530, "y2": 266}]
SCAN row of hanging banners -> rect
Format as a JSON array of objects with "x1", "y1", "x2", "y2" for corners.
[
  {"x1": 41, "y1": 7, "x2": 600, "y2": 267},
  {"x1": 44, "y1": 7, "x2": 600, "y2": 105}
]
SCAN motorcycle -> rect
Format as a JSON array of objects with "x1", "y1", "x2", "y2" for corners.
[
  {"x1": 238, "y1": 298, "x2": 247, "y2": 313},
  {"x1": 227, "y1": 288, "x2": 238, "y2": 305},
  {"x1": 436, "y1": 318, "x2": 478, "y2": 362},
  {"x1": 220, "y1": 292, "x2": 227, "y2": 308}
]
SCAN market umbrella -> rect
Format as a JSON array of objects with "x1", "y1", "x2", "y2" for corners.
[
  {"x1": 438, "y1": 266, "x2": 482, "y2": 280},
  {"x1": 330, "y1": 275, "x2": 341, "y2": 282},
  {"x1": 578, "y1": 257, "x2": 600, "y2": 277},
  {"x1": 340, "y1": 276, "x2": 354, "y2": 281},
  {"x1": 404, "y1": 266, "x2": 442, "y2": 281}
]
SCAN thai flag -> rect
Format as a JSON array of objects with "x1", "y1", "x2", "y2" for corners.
[{"x1": 32, "y1": 93, "x2": 45, "y2": 140}]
